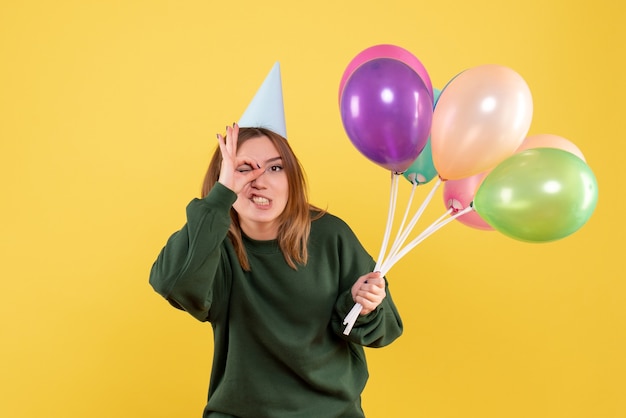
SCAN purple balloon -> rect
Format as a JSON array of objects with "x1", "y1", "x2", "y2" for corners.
[{"x1": 340, "y1": 58, "x2": 433, "y2": 172}]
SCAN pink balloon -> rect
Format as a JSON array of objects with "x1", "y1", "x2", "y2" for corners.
[
  {"x1": 516, "y1": 134, "x2": 586, "y2": 162},
  {"x1": 338, "y1": 44, "x2": 433, "y2": 105},
  {"x1": 431, "y1": 64, "x2": 533, "y2": 180},
  {"x1": 443, "y1": 173, "x2": 494, "y2": 231}
]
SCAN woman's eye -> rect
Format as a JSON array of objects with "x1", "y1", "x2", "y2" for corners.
[
  {"x1": 236, "y1": 164, "x2": 253, "y2": 173},
  {"x1": 268, "y1": 165, "x2": 283, "y2": 172}
]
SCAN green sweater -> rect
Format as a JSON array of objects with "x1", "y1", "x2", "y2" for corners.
[{"x1": 149, "y1": 183, "x2": 403, "y2": 418}]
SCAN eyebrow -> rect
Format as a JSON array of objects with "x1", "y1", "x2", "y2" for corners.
[{"x1": 264, "y1": 156, "x2": 282, "y2": 164}]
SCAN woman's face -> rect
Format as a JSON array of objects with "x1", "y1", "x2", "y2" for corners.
[{"x1": 233, "y1": 135, "x2": 288, "y2": 240}]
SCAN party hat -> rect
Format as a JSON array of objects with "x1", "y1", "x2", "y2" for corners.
[{"x1": 238, "y1": 62, "x2": 287, "y2": 138}]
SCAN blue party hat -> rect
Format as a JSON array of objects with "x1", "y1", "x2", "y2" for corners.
[{"x1": 238, "y1": 62, "x2": 287, "y2": 138}]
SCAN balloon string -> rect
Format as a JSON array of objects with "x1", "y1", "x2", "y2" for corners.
[
  {"x1": 345, "y1": 171, "x2": 400, "y2": 335},
  {"x1": 342, "y1": 303, "x2": 362, "y2": 335},
  {"x1": 381, "y1": 206, "x2": 474, "y2": 275},
  {"x1": 380, "y1": 208, "x2": 452, "y2": 275},
  {"x1": 344, "y1": 176, "x2": 471, "y2": 335},
  {"x1": 385, "y1": 180, "x2": 418, "y2": 266},
  {"x1": 373, "y1": 172, "x2": 400, "y2": 272},
  {"x1": 382, "y1": 177, "x2": 442, "y2": 271}
]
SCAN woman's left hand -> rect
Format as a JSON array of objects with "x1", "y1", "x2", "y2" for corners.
[{"x1": 351, "y1": 272, "x2": 386, "y2": 315}]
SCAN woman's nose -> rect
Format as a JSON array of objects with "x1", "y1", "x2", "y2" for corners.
[{"x1": 251, "y1": 171, "x2": 266, "y2": 187}]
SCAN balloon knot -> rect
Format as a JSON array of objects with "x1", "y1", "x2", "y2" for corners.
[{"x1": 447, "y1": 199, "x2": 464, "y2": 213}]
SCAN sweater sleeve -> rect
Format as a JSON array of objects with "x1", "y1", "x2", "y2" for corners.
[
  {"x1": 149, "y1": 183, "x2": 237, "y2": 322},
  {"x1": 334, "y1": 282, "x2": 403, "y2": 348},
  {"x1": 328, "y1": 216, "x2": 404, "y2": 347}
]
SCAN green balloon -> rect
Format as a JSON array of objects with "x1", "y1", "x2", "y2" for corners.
[{"x1": 473, "y1": 148, "x2": 598, "y2": 243}]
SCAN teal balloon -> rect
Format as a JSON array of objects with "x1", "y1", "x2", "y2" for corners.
[
  {"x1": 403, "y1": 88, "x2": 441, "y2": 184},
  {"x1": 473, "y1": 148, "x2": 598, "y2": 243},
  {"x1": 432, "y1": 87, "x2": 442, "y2": 107},
  {"x1": 402, "y1": 139, "x2": 437, "y2": 184}
]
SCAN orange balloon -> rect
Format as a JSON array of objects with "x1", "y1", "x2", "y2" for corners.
[
  {"x1": 431, "y1": 64, "x2": 533, "y2": 180},
  {"x1": 516, "y1": 134, "x2": 586, "y2": 162}
]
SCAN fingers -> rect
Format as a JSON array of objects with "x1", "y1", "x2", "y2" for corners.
[
  {"x1": 217, "y1": 123, "x2": 239, "y2": 160},
  {"x1": 216, "y1": 123, "x2": 267, "y2": 193},
  {"x1": 356, "y1": 281, "x2": 386, "y2": 301},
  {"x1": 236, "y1": 162, "x2": 265, "y2": 186},
  {"x1": 225, "y1": 123, "x2": 239, "y2": 156},
  {"x1": 355, "y1": 289, "x2": 385, "y2": 315},
  {"x1": 352, "y1": 272, "x2": 386, "y2": 315},
  {"x1": 216, "y1": 133, "x2": 227, "y2": 159}
]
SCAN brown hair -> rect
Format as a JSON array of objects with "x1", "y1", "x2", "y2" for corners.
[{"x1": 202, "y1": 127, "x2": 323, "y2": 270}]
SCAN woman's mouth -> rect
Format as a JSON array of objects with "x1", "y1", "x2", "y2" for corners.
[{"x1": 251, "y1": 196, "x2": 270, "y2": 206}]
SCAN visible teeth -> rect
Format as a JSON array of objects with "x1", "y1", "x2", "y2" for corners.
[{"x1": 252, "y1": 196, "x2": 269, "y2": 205}]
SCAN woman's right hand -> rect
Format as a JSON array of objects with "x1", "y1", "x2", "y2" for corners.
[{"x1": 217, "y1": 123, "x2": 265, "y2": 194}]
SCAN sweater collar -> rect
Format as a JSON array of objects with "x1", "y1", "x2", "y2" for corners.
[{"x1": 242, "y1": 233, "x2": 281, "y2": 254}]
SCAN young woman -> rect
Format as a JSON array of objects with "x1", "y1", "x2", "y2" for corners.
[{"x1": 149, "y1": 124, "x2": 403, "y2": 417}]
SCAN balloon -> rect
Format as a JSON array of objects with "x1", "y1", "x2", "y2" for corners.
[
  {"x1": 443, "y1": 172, "x2": 493, "y2": 231},
  {"x1": 516, "y1": 133, "x2": 586, "y2": 161},
  {"x1": 473, "y1": 148, "x2": 598, "y2": 243},
  {"x1": 402, "y1": 88, "x2": 442, "y2": 185},
  {"x1": 338, "y1": 44, "x2": 433, "y2": 105},
  {"x1": 431, "y1": 64, "x2": 533, "y2": 180},
  {"x1": 340, "y1": 58, "x2": 433, "y2": 173},
  {"x1": 402, "y1": 139, "x2": 437, "y2": 185},
  {"x1": 432, "y1": 87, "x2": 442, "y2": 108}
]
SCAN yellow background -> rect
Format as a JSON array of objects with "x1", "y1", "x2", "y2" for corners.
[{"x1": 1, "y1": 1, "x2": 624, "y2": 417}]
